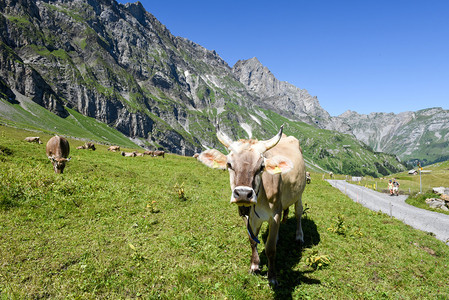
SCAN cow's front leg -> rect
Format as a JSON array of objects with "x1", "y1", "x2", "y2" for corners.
[
  {"x1": 243, "y1": 215, "x2": 262, "y2": 273},
  {"x1": 266, "y1": 213, "x2": 281, "y2": 286},
  {"x1": 250, "y1": 238, "x2": 260, "y2": 273}
]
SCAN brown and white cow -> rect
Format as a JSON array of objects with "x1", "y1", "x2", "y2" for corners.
[
  {"x1": 143, "y1": 150, "x2": 153, "y2": 156},
  {"x1": 121, "y1": 151, "x2": 136, "y2": 157},
  {"x1": 84, "y1": 142, "x2": 96, "y2": 151},
  {"x1": 198, "y1": 125, "x2": 306, "y2": 286},
  {"x1": 76, "y1": 142, "x2": 95, "y2": 150},
  {"x1": 108, "y1": 145, "x2": 120, "y2": 152},
  {"x1": 25, "y1": 137, "x2": 42, "y2": 144},
  {"x1": 153, "y1": 150, "x2": 165, "y2": 158},
  {"x1": 46, "y1": 136, "x2": 71, "y2": 174}
]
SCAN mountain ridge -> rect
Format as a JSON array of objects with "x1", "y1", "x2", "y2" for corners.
[
  {"x1": 336, "y1": 107, "x2": 449, "y2": 165},
  {"x1": 0, "y1": 0, "x2": 441, "y2": 174}
]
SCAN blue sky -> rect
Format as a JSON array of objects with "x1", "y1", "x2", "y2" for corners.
[{"x1": 118, "y1": 0, "x2": 449, "y2": 116}]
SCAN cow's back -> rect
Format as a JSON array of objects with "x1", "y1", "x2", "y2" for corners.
[
  {"x1": 263, "y1": 135, "x2": 306, "y2": 209},
  {"x1": 46, "y1": 136, "x2": 70, "y2": 158}
]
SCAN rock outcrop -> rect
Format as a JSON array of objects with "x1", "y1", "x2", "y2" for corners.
[
  {"x1": 232, "y1": 57, "x2": 352, "y2": 134},
  {"x1": 337, "y1": 108, "x2": 449, "y2": 165},
  {"x1": 0, "y1": 0, "x2": 431, "y2": 174}
]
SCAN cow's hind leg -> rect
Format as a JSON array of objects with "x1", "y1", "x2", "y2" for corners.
[
  {"x1": 294, "y1": 198, "x2": 304, "y2": 244},
  {"x1": 266, "y1": 213, "x2": 281, "y2": 286}
]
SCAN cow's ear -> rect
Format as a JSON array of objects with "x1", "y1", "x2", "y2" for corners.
[
  {"x1": 48, "y1": 156, "x2": 55, "y2": 162},
  {"x1": 264, "y1": 155, "x2": 293, "y2": 175},
  {"x1": 198, "y1": 149, "x2": 227, "y2": 170}
]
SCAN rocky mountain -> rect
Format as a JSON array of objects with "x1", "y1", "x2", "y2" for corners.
[
  {"x1": 337, "y1": 108, "x2": 449, "y2": 165},
  {"x1": 0, "y1": 0, "x2": 408, "y2": 176},
  {"x1": 1, "y1": 0, "x2": 260, "y2": 155},
  {"x1": 232, "y1": 57, "x2": 352, "y2": 134}
]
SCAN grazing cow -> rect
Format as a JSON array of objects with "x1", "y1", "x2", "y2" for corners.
[
  {"x1": 121, "y1": 151, "x2": 136, "y2": 157},
  {"x1": 135, "y1": 152, "x2": 144, "y2": 157},
  {"x1": 153, "y1": 150, "x2": 165, "y2": 158},
  {"x1": 329, "y1": 171, "x2": 333, "y2": 178},
  {"x1": 193, "y1": 153, "x2": 199, "y2": 159},
  {"x1": 84, "y1": 142, "x2": 96, "y2": 151},
  {"x1": 25, "y1": 137, "x2": 42, "y2": 144},
  {"x1": 46, "y1": 136, "x2": 71, "y2": 174},
  {"x1": 76, "y1": 142, "x2": 96, "y2": 150},
  {"x1": 306, "y1": 171, "x2": 311, "y2": 184},
  {"x1": 198, "y1": 125, "x2": 306, "y2": 286},
  {"x1": 143, "y1": 150, "x2": 154, "y2": 156},
  {"x1": 108, "y1": 145, "x2": 120, "y2": 152}
]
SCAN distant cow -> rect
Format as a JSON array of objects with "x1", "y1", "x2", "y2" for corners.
[
  {"x1": 198, "y1": 125, "x2": 306, "y2": 286},
  {"x1": 108, "y1": 146, "x2": 120, "y2": 152},
  {"x1": 329, "y1": 171, "x2": 334, "y2": 178},
  {"x1": 46, "y1": 136, "x2": 71, "y2": 174},
  {"x1": 77, "y1": 142, "x2": 96, "y2": 150},
  {"x1": 135, "y1": 152, "x2": 144, "y2": 157},
  {"x1": 143, "y1": 150, "x2": 154, "y2": 156},
  {"x1": 306, "y1": 171, "x2": 311, "y2": 184},
  {"x1": 121, "y1": 151, "x2": 136, "y2": 157},
  {"x1": 84, "y1": 142, "x2": 96, "y2": 151},
  {"x1": 153, "y1": 150, "x2": 165, "y2": 158},
  {"x1": 25, "y1": 137, "x2": 42, "y2": 144},
  {"x1": 193, "y1": 153, "x2": 199, "y2": 159}
]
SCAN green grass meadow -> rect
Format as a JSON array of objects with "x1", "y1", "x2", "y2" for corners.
[
  {"x1": 1, "y1": 125, "x2": 449, "y2": 299},
  {"x1": 0, "y1": 97, "x2": 138, "y2": 148}
]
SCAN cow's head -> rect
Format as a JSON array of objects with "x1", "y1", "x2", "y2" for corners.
[
  {"x1": 199, "y1": 126, "x2": 293, "y2": 206},
  {"x1": 49, "y1": 156, "x2": 71, "y2": 174}
]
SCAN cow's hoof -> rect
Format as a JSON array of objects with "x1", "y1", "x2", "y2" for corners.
[{"x1": 250, "y1": 264, "x2": 260, "y2": 274}]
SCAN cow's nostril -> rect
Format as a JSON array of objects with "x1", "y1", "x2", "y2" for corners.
[{"x1": 233, "y1": 186, "x2": 255, "y2": 202}]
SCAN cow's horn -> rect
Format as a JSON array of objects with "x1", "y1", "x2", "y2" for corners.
[
  {"x1": 262, "y1": 125, "x2": 284, "y2": 151},
  {"x1": 216, "y1": 130, "x2": 233, "y2": 149}
]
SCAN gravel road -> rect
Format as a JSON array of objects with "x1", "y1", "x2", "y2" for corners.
[{"x1": 327, "y1": 180, "x2": 449, "y2": 246}]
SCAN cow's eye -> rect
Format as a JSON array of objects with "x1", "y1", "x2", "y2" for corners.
[
  {"x1": 258, "y1": 163, "x2": 265, "y2": 174},
  {"x1": 227, "y1": 162, "x2": 233, "y2": 170}
]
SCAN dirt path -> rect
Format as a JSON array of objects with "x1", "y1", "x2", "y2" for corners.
[{"x1": 327, "y1": 180, "x2": 449, "y2": 246}]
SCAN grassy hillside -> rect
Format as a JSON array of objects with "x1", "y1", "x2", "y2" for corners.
[
  {"x1": 0, "y1": 97, "x2": 138, "y2": 148},
  {"x1": 1, "y1": 93, "x2": 407, "y2": 177},
  {"x1": 1, "y1": 126, "x2": 448, "y2": 299},
  {"x1": 258, "y1": 109, "x2": 406, "y2": 177}
]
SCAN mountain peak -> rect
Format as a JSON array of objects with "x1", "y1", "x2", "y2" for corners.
[
  {"x1": 124, "y1": 1, "x2": 147, "y2": 25},
  {"x1": 231, "y1": 57, "x2": 341, "y2": 130}
]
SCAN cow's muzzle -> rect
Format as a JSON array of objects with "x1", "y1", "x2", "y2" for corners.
[{"x1": 231, "y1": 186, "x2": 257, "y2": 206}]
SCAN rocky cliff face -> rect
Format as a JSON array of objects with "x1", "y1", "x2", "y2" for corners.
[
  {"x1": 0, "y1": 40, "x2": 68, "y2": 117},
  {"x1": 0, "y1": 0, "x2": 263, "y2": 155},
  {"x1": 232, "y1": 57, "x2": 352, "y2": 134},
  {"x1": 0, "y1": 0, "x2": 435, "y2": 173},
  {"x1": 337, "y1": 108, "x2": 449, "y2": 165}
]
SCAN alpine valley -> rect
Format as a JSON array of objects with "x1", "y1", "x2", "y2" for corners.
[{"x1": 1, "y1": 0, "x2": 447, "y2": 176}]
